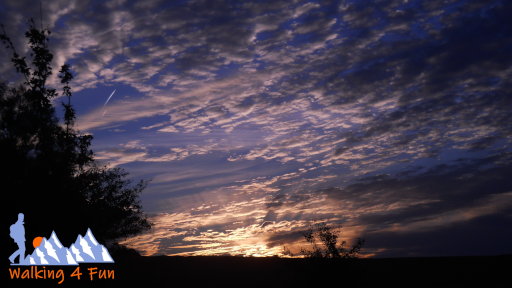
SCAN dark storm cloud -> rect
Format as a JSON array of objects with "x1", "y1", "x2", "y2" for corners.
[
  {"x1": 321, "y1": 153, "x2": 512, "y2": 256},
  {"x1": 366, "y1": 213, "x2": 512, "y2": 257},
  {"x1": 326, "y1": 154, "x2": 512, "y2": 211}
]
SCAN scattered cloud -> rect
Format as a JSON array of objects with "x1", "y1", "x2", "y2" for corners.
[{"x1": 2, "y1": 0, "x2": 511, "y2": 257}]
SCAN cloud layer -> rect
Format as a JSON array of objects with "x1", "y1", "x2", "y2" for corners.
[{"x1": 2, "y1": 0, "x2": 511, "y2": 257}]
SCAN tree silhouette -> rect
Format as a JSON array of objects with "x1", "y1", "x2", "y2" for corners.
[
  {"x1": 299, "y1": 223, "x2": 364, "y2": 259},
  {"x1": 0, "y1": 19, "x2": 150, "y2": 253}
]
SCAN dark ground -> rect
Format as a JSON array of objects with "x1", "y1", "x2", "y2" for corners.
[{"x1": 4, "y1": 254, "x2": 510, "y2": 287}]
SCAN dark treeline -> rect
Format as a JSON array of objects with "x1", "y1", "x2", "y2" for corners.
[{"x1": 0, "y1": 19, "x2": 150, "y2": 259}]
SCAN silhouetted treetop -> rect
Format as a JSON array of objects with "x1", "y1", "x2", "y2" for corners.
[
  {"x1": 300, "y1": 223, "x2": 364, "y2": 259},
  {"x1": 0, "y1": 19, "x2": 151, "y2": 250}
]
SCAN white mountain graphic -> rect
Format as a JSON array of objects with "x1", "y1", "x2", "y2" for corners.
[{"x1": 21, "y1": 229, "x2": 114, "y2": 266}]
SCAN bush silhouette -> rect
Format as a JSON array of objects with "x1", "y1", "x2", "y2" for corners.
[
  {"x1": 0, "y1": 19, "x2": 150, "y2": 251},
  {"x1": 299, "y1": 223, "x2": 364, "y2": 259}
]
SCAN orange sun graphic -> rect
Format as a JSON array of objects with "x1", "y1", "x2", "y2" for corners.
[{"x1": 33, "y1": 236, "x2": 43, "y2": 248}]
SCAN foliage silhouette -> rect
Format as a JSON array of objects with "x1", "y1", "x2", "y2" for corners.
[
  {"x1": 299, "y1": 223, "x2": 364, "y2": 259},
  {"x1": 0, "y1": 19, "x2": 150, "y2": 252}
]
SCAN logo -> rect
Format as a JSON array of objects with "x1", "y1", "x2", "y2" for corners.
[{"x1": 8, "y1": 213, "x2": 115, "y2": 284}]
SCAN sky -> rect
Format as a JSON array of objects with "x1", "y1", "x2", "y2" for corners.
[{"x1": 1, "y1": 0, "x2": 511, "y2": 258}]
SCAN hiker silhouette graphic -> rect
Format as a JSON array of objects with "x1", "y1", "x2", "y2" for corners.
[{"x1": 9, "y1": 213, "x2": 26, "y2": 264}]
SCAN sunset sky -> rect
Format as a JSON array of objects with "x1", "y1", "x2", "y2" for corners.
[{"x1": 1, "y1": 0, "x2": 511, "y2": 257}]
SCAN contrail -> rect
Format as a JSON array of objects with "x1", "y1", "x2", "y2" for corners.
[{"x1": 102, "y1": 89, "x2": 116, "y2": 116}]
